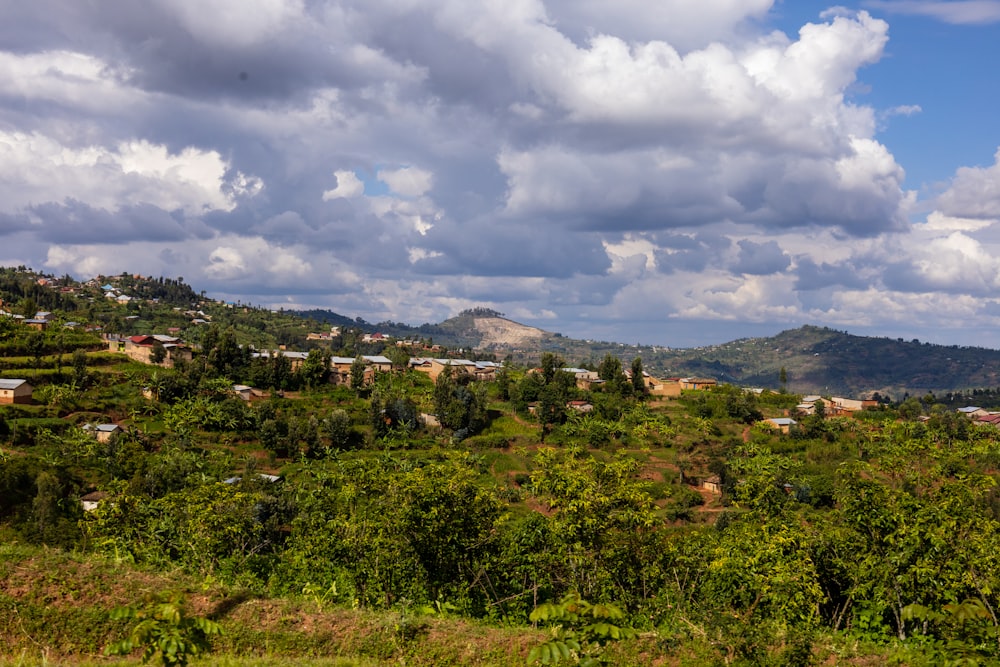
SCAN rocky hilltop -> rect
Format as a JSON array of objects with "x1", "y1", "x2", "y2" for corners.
[{"x1": 469, "y1": 316, "x2": 548, "y2": 349}]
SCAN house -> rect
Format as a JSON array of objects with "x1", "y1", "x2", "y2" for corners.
[
  {"x1": 80, "y1": 491, "x2": 108, "y2": 512},
  {"x1": 23, "y1": 318, "x2": 48, "y2": 331},
  {"x1": 701, "y1": 475, "x2": 722, "y2": 494},
  {"x1": 761, "y1": 417, "x2": 797, "y2": 434},
  {"x1": 680, "y1": 377, "x2": 718, "y2": 391},
  {"x1": 232, "y1": 384, "x2": 266, "y2": 402},
  {"x1": 828, "y1": 397, "x2": 878, "y2": 416},
  {"x1": 253, "y1": 349, "x2": 309, "y2": 371},
  {"x1": 109, "y1": 334, "x2": 193, "y2": 368},
  {"x1": 83, "y1": 423, "x2": 121, "y2": 443},
  {"x1": 561, "y1": 367, "x2": 604, "y2": 391},
  {"x1": 567, "y1": 400, "x2": 594, "y2": 413},
  {"x1": 329, "y1": 355, "x2": 392, "y2": 386},
  {"x1": 0, "y1": 378, "x2": 33, "y2": 404},
  {"x1": 958, "y1": 406, "x2": 990, "y2": 418},
  {"x1": 223, "y1": 473, "x2": 282, "y2": 485},
  {"x1": 647, "y1": 378, "x2": 681, "y2": 398},
  {"x1": 411, "y1": 358, "x2": 478, "y2": 382}
]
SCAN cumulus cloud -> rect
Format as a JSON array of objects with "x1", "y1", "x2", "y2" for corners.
[
  {"x1": 0, "y1": 130, "x2": 255, "y2": 217},
  {"x1": 378, "y1": 166, "x2": 434, "y2": 197},
  {"x1": 935, "y1": 147, "x2": 1000, "y2": 219},
  {"x1": 322, "y1": 170, "x2": 365, "y2": 200},
  {"x1": 3, "y1": 1, "x2": 999, "y2": 347}
]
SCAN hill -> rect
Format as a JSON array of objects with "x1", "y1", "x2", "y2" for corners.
[
  {"x1": 295, "y1": 302, "x2": 1000, "y2": 397},
  {"x1": 637, "y1": 325, "x2": 1000, "y2": 398},
  {"x1": 3, "y1": 266, "x2": 996, "y2": 397}
]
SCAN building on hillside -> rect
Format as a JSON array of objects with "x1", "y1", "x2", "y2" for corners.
[
  {"x1": 232, "y1": 385, "x2": 266, "y2": 402},
  {"x1": 0, "y1": 378, "x2": 33, "y2": 404},
  {"x1": 108, "y1": 334, "x2": 193, "y2": 368},
  {"x1": 82, "y1": 423, "x2": 121, "y2": 443},
  {"x1": 761, "y1": 417, "x2": 797, "y2": 434},
  {"x1": 680, "y1": 377, "x2": 718, "y2": 391},
  {"x1": 647, "y1": 378, "x2": 681, "y2": 397},
  {"x1": 827, "y1": 396, "x2": 878, "y2": 416},
  {"x1": 958, "y1": 406, "x2": 990, "y2": 418},
  {"x1": 80, "y1": 491, "x2": 108, "y2": 513},
  {"x1": 561, "y1": 367, "x2": 603, "y2": 390},
  {"x1": 411, "y1": 358, "x2": 479, "y2": 382},
  {"x1": 701, "y1": 475, "x2": 722, "y2": 494},
  {"x1": 252, "y1": 349, "x2": 309, "y2": 371},
  {"x1": 329, "y1": 355, "x2": 393, "y2": 386}
]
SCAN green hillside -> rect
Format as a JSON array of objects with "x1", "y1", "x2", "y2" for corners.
[{"x1": 7, "y1": 266, "x2": 1000, "y2": 665}]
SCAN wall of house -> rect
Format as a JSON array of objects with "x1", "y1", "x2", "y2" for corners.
[{"x1": 0, "y1": 386, "x2": 32, "y2": 404}]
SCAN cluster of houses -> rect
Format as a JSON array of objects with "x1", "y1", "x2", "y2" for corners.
[
  {"x1": 759, "y1": 395, "x2": 881, "y2": 434},
  {"x1": 0, "y1": 309, "x2": 85, "y2": 332},
  {"x1": 956, "y1": 406, "x2": 1000, "y2": 427},
  {"x1": 558, "y1": 367, "x2": 717, "y2": 398}
]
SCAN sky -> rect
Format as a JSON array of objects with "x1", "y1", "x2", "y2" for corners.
[{"x1": 2, "y1": 1, "x2": 1000, "y2": 349}]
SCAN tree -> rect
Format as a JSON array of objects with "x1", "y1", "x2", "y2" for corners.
[
  {"x1": 630, "y1": 357, "x2": 646, "y2": 396},
  {"x1": 350, "y1": 356, "x2": 367, "y2": 391},
  {"x1": 540, "y1": 352, "x2": 564, "y2": 384},
  {"x1": 387, "y1": 346, "x2": 410, "y2": 371},
  {"x1": 528, "y1": 593, "x2": 636, "y2": 666},
  {"x1": 149, "y1": 341, "x2": 167, "y2": 365},
  {"x1": 300, "y1": 349, "x2": 330, "y2": 389},
  {"x1": 434, "y1": 366, "x2": 488, "y2": 441},
  {"x1": 107, "y1": 592, "x2": 222, "y2": 667},
  {"x1": 325, "y1": 409, "x2": 353, "y2": 450},
  {"x1": 779, "y1": 366, "x2": 787, "y2": 392},
  {"x1": 72, "y1": 349, "x2": 89, "y2": 386}
]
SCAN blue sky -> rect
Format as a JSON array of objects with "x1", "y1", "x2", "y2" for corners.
[
  {"x1": 773, "y1": 2, "x2": 1000, "y2": 193},
  {"x1": 2, "y1": 1, "x2": 1000, "y2": 349}
]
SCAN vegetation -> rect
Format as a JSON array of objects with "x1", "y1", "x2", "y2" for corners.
[{"x1": 6, "y1": 266, "x2": 1000, "y2": 665}]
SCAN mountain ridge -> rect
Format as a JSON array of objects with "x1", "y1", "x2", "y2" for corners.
[{"x1": 292, "y1": 304, "x2": 1000, "y2": 397}]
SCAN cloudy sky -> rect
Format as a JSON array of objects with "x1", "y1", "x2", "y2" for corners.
[{"x1": 2, "y1": 0, "x2": 1000, "y2": 348}]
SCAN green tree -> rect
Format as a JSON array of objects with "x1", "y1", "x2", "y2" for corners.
[
  {"x1": 350, "y1": 356, "x2": 367, "y2": 391},
  {"x1": 72, "y1": 349, "x2": 89, "y2": 386},
  {"x1": 325, "y1": 408, "x2": 354, "y2": 450},
  {"x1": 149, "y1": 340, "x2": 167, "y2": 365},
  {"x1": 630, "y1": 357, "x2": 646, "y2": 396},
  {"x1": 528, "y1": 593, "x2": 636, "y2": 666},
  {"x1": 300, "y1": 348, "x2": 330, "y2": 389},
  {"x1": 107, "y1": 592, "x2": 222, "y2": 667}
]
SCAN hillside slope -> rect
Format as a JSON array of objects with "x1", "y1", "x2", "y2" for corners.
[{"x1": 647, "y1": 325, "x2": 1000, "y2": 397}]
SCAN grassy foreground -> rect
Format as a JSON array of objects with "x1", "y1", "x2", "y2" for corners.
[{"x1": 0, "y1": 543, "x2": 682, "y2": 667}]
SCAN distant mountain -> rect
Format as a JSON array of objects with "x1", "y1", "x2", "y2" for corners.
[
  {"x1": 633, "y1": 325, "x2": 1000, "y2": 398},
  {"x1": 287, "y1": 310, "x2": 1000, "y2": 398}
]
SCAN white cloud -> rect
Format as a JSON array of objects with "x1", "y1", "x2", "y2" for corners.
[
  {"x1": 0, "y1": 50, "x2": 139, "y2": 111},
  {"x1": 322, "y1": 170, "x2": 365, "y2": 200},
  {"x1": 935, "y1": 147, "x2": 1000, "y2": 219},
  {"x1": 153, "y1": 0, "x2": 306, "y2": 48},
  {"x1": 0, "y1": 131, "x2": 254, "y2": 216},
  {"x1": 378, "y1": 166, "x2": 434, "y2": 197}
]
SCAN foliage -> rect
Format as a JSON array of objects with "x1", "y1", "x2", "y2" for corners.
[
  {"x1": 106, "y1": 592, "x2": 222, "y2": 666},
  {"x1": 527, "y1": 593, "x2": 636, "y2": 666}
]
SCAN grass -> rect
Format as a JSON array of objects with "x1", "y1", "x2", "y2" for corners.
[{"x1": 0, "y1": 544, "x2": 547, "y2": 667}]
